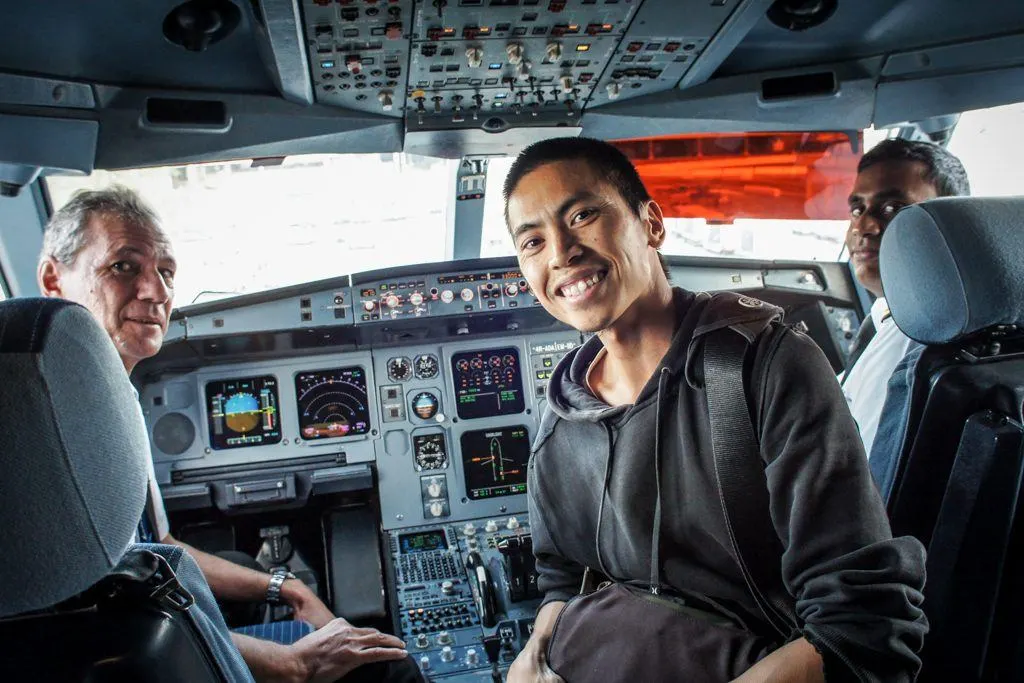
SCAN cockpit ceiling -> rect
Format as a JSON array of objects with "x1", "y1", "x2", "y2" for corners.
[{"x1": 0, "y1": 0, "x2": 1023, "y2": 171}]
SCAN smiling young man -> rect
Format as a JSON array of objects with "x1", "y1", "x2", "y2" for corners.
[
  {"x1": 503, "y1": 137, "x2": 929, "y2": 683},
  {"x1": 38, "y1": 186, "x2": 420, "y2": 683},
  {"x1": 841, "y1": 139, "x2": 970, "y2": 455}
]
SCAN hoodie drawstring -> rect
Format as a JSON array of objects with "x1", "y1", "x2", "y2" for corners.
[
  {"x1": 594, "y1": 422, "x2": 615, "y2": 580},
  {"x1": 650, "y1": 367, "x2": 671, "y2": 594}
]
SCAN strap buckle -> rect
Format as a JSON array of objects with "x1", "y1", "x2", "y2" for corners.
[{"x1": 148, "y1": 554, "x2": 195, "y2": 612}]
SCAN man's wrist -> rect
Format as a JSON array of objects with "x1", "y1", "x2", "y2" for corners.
[{"x1": 279, "y1": 577, "x2": 307, "y2": 606}]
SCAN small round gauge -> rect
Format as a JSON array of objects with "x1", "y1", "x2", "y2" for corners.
[
  {"x1": 470, "y1": 357, "x2": 484, "y2": 370},
  {"x1": 456, "y1": 359, "x2": 470, "y2": 372},
  {"x1": 415, "y1": 354, "x2": 439, "y2": 379},
  {"x1": 489, "y1": 355, "x2": 502, "y2": 368},
  {"x1": 503, "y1": 354, "x2": 516, "y2": 367},
  {"x1": 387, "y1": 357, "x2": 412, "y2": 382},
  {"x1": 413, "y1": 433, "x2": 448, "y2": 470},
  {"x1": 411, "y1": 391, "x2": 440, "y2": 420}
]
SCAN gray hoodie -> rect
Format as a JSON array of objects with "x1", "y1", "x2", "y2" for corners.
[{"x1": 527, "y1": 289, "x2": 928, "y2": 682}]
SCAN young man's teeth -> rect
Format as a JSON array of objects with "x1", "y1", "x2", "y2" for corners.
[{"x1": 565, "y1": 272, "x2": 603, "y2": 297}]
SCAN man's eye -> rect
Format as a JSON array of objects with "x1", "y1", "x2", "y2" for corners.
[
  {"x1": 849, "y1": 206, "x2": 864, "y2": 218},
  {"x1": 572, "y1": 209, "x2": 596, "y2": 224},
  {"x1": 112, "y1": 261, "x2": 136, "y2": 274},
  {"x1": 881, "y1": 203, "x2": 905, "y2": 216},
  {"x1": 161, "y1": 270, "x2": 176, "y2": 284},
  {"x1": 520, "y1": 238, "x2": 540, "y2": 251}
]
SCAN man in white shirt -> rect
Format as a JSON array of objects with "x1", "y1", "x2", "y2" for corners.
[
  {"x1": 841, "y1": 139, "x2": 970, "y2": 455},
  {"x1": 37, "y1": 186, "x2": 419, "y2": 683}
]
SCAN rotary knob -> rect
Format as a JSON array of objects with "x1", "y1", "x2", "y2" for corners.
[
  {"x1": 507, "y1": 516, "x2": 521, "y2": 530},
  {"x1": 409, "y1": 291, "x2": 424, "y2": 306},
  {"x1": 415, "y1": 633, "x2": 430, "y2": 649},
  {"x1": 440, "y1": 289, "x2": 455, "y2": 303},
  {"x1": 427, "y1": 480, "x2": 442, "y2": 498},
  {"x1": 384, "y1": 294, "x2": 401, "y2": 309},
  {"x1": 440, "y1": 646, "x2": 455, "y2": 663},
  {"x1": 419, "y1": 655, "x2": 431, "y2": 670},
  {"x1": 462, "y1": 522, "x2": 476, "y2": 537},
  {"x1": 460, "y1": 287, "x2": 474, "y2": 302},
  {"x1": 363, "y1": 300, "x2": 376, "y2": 312},
  {"x1": 465, "y1": 648, "x2": 479, "y2": 666},
  {"x1": 437, "y1": 631, "x2": 453, "y2": 646},
  {"x1": 484, "y1": 519, "x2": 498, "y2": 533},
  {"x1": 441, "y1": 580, "x2": 455, "y2": 595},
  {"x1": 504, "y1": 283, "x2": 519, "y2": 296},
  {"x1": 429, "y1": 501, "x2": 444, "y2": 518}
]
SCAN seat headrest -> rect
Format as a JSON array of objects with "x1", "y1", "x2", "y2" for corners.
[
  {"x1": 880, "y1": 197, "x2": 1024, "y2": 345},
  {"x1": 0, "y1": 298, "x2": 148, "y2": 618}
]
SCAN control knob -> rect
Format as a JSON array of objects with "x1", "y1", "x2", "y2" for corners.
[
  {"x1": 507, "y1": 516, "x2": 521, "y2": 530},
  {"x1": 460, "y1": 287, "x2": 474, "y2": 302},
  {"x1": 485, "y1": 519, "x2": 498, "y2": 533},
  {"x1": 409, "y1": 291, "x2": 424, "y2": 306},
  {"x1": 363, "y1": 300, "x2": 377, "y2": 312},
  {"x1": 465, "y1": 648, "x2": 479, "y2": 666},
  {"x1": 427, "y1": 480, "x2": 442, "y2": 498},
  {"x1": 606, "y1": 81, "x2": 622, "y2": 100},
  {"x1": 440, "y1": 646, "x2": 455, "y2": 663},
  {"x1": 441, "y1": 580, "x2": 455, "y2": 595},
  {"x1": 440, "y1": 289, "x2": 455, "y2": 304},
  {"x1": 437, "y1": 631, "x2": 453, "y2": 646},
  {"x1": 466, "y1": 46, "x2": 483, "y2": 69},
  {"x1": 428, "y1": 501, "x2": 444, "y2": 518},
  {"x1": 419, "y1": 655, "x2": 431, "y2": 670},
  {"x1": 415, "y1": 634, "x2": 430, "y2": 649},
  {"x1": 384, "y1": 294, "x2": 401, "y2": 309},
  {"x1": 462, "y1": 522, "x2": 477, "y2": 537},
  {"x1": 504, "y1": 283, "x2": 519, "y2": 297},
  {"x1": 378, "y1": 91, "x2": 393, "y2": 111}
]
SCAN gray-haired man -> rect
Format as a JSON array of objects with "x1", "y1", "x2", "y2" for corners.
[{"x1": 38, "y1": 186, "x2": 420, "y2": 683}]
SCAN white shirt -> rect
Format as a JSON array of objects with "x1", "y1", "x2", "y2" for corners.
[{"x1": 839, "y1": 297, "x2": 915, "y2": 458}]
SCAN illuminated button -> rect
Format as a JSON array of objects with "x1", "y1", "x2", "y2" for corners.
[
  {"x1": 507, "y1": 516, "x2": 521, "y2": 530},
  {"x1": 460, "y1": 288, "x2": 474, "y2": 302},
  {"x1": 440, "y1": 289, "x2": 455, "y2": 303},
  {"x1": 543, "y1": 358, "x2": 552, "y2": 367}
]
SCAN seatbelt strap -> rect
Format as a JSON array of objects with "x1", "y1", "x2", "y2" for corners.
[
  {"x1": 704, "y1": 328, "x2": 798, "y2": 639},
  {"x1": 840, "y1": 316, "x2": 876, "y2": 386}
]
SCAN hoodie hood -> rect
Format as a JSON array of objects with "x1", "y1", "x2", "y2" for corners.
[{"x1": 547, "y1": 289, "x2": 783, "y2": 423}]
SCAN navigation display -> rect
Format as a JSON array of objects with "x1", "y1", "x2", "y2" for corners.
[
  {"x1": 206, "y1": 375, "x2": 282, "y2": 450},
  {"x1": 451, "y1": 347, "x2": 525, "y2": 420},
  {"x1": 295, "y1": 367, "x2": 371, "y2": 440},
  {"x1": 460, "y1": 426, "x2": 530, "y2": 500}
]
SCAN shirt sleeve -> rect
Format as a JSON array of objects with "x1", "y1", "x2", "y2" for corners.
[
  {"x1": 528, "y1": 458, "x2": 585, "y2": 607},
  {"x1": 756, "y1": 327, "x2": 928, "y2": 683}
]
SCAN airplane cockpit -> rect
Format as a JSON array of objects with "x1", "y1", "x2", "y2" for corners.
[{"x1": 1, "y1": 1, "x2": 1024, "y2": 681}]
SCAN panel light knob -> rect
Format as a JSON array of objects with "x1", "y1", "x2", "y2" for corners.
[{"x1": 440, "y1": 646, "x2": 455, "y2": 662}]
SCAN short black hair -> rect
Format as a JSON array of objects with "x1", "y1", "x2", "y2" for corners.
[
  {"x1": 503, "y1": 136, "x2": 669, "y2": 278},
  {"x1": 858, "y1": 138, "x2": 971, "y2": 197}
]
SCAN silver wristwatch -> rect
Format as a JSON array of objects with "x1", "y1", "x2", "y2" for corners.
[{"x1": 265, "y1": 569, "x2": 296, "y2": 605}]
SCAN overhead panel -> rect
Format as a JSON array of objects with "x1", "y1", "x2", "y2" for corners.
[{"x1": 303, "y1": 0, "x2": 415, "y2": 116}]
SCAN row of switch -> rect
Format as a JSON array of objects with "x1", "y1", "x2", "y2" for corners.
[{"x1": 463, "y1": 517, "x2": 521, "y2": 536}]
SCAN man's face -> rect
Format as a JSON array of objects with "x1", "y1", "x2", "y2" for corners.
[
  {"x1": 846, "y1": 160, "x2": 938, "y2": 297},
  {"x1": 39, "y1": 214, "x2": 176, "y2": 372},
  {"x1": 507, "y1": 159, "x2": 665, "y2": 333}
]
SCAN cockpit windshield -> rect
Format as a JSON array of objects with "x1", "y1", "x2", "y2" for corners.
[{"x1": 46, "y1": 129, "x2": 898, "y2": 308}]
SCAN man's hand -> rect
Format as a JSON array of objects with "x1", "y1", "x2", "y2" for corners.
[
  {"x1": 281, "y1": 578, "x2": 335, "y2": 629},
  {"x1": 289, "y1": 618, "x2": 409, "y2": 683},
  {"x1": 507, "y1": 638, "x2": 565, "y2": 683}
]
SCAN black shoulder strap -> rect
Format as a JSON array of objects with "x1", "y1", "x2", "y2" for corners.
[{"x1": 703, "y1": 327, "x2": 797, "y2": 639}]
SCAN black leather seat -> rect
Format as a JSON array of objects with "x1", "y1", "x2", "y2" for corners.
[
  {"x1": 0, "y1": 298, "x2": 253, "y2": 682},
  {"x1": 871, "y1": 197, "x2": 1024, "y2": 682}
]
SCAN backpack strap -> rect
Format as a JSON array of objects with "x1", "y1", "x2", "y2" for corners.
[{"x1": 703, "y1": 325, "x2": 798, "y2": 640}]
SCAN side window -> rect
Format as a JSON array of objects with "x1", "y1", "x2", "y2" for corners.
[{"x1": 947, "y1": 102, "x2": 1024, "y2": 196}]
